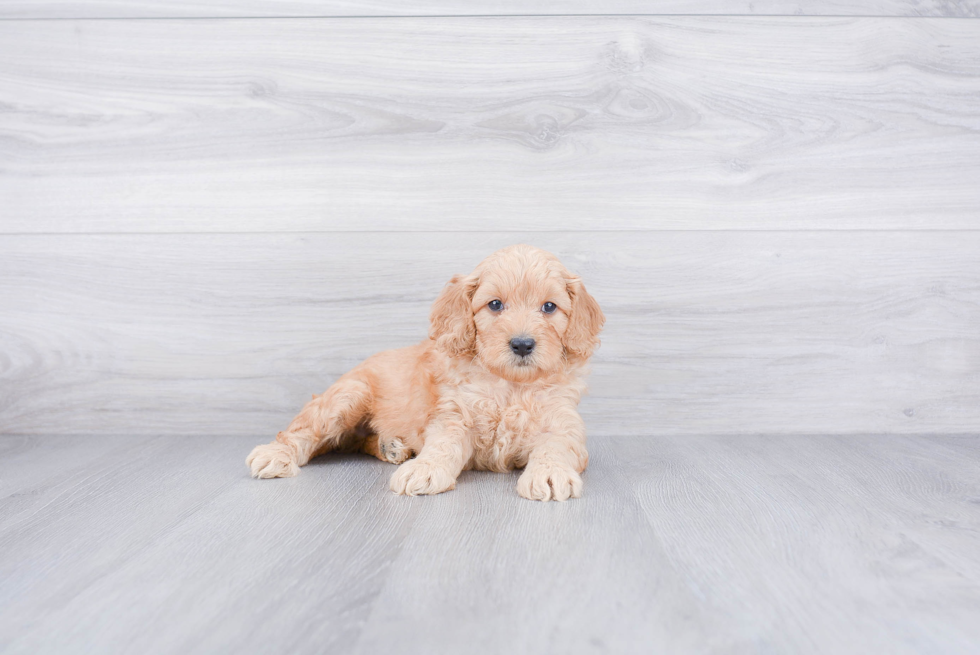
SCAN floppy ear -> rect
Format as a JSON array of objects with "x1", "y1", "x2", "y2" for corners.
[
  {"x1": 429, "y1": 274, "x2": 479, "y2": 358},
  {"x1": 563, "y1": 276, "x2": 605, "y2": 361}
]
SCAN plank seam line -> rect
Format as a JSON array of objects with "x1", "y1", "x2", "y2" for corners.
[
  {"x1": 0, "y1": 13, "x2": 977, "y2": 21},
  {"x1": 2, "y1": 432, "x2": 979, "y2": 438},
  {"x1": 4, "y1": 229, "x2": 980, "y2": 236}
]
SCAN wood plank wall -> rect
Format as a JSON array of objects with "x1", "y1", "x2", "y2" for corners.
[
  {"x1": 2, "y1": 1, "x2": 979, "y2": 18},
  {"x1": 1, "y1": 3, "x2": 979, "y2": 437}
]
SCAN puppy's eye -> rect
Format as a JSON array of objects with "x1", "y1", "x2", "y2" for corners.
[
  {"x1": 541, "y1": 302, "x2": 557, "y2": 314},
  {"x1": 488, "y1": 299, "x2": 503, "y2": 312}
]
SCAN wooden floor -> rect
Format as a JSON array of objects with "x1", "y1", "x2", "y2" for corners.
[{"x1": 1, "y1": 433, "x2": 978, "y2": 654}]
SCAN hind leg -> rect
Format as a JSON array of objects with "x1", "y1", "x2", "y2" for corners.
[
  {"x1": 361, "y1": 435, "x2": 412, "y2": 465},
  {"x1": 247, "y1": 373, "x2": 372, "y2": 478}
]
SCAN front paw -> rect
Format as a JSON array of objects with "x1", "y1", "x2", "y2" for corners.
[
  {"x1": 247, "y1": 443, "x2": 299, "y2": 479},
  {"x1": 389, "y1": 458, "x2": 457, "y2": 496},
  {"x1": 517, "y1": 462, "x2": 582, "y2": 502}
]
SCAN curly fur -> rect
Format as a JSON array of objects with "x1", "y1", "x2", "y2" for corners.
[{"x1": 246, "y1": 244, "x2": 605, "y2": 501}]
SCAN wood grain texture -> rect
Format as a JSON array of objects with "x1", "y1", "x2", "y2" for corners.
[
  {"x1": 2, "y1": 17, "x2": 980, "y2": 233},
  {"x1": 1, "y1": 1, "x2": 979, "y2": 18},
  {"x1": 2, "y1": 231, "x2": 978, "y2": 437},
  {"x1": 1, "y1": 433, "x2": 978, "y2": 653},
  {"x1": 0, "y1": 434, "x2": 136, "y2": 519}
]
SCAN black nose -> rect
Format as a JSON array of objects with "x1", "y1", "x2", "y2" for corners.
[{"x1": 510, "y1": 337, "x2": 535, "y2": 358}]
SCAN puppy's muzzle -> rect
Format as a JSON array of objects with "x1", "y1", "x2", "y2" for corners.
[{"x1": 509, "y1": 336, "x2": 535, "y2": 358}]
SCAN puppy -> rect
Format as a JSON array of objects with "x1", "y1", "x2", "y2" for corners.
[{"x1": 246, "y1": 244, "x2": 604, "y2": 501}]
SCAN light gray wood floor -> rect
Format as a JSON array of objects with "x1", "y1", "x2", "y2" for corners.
[{"x1": 1, "y1": 433, "x2": 978, "y2": 654}]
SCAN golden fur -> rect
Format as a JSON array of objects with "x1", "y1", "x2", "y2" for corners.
[{"x1": 246, "y1": 244, "x2": 604, "y2": 501}]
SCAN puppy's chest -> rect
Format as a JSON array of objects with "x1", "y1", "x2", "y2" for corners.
[{"x1": 462, "y1": 385, "x2": 547, "y2": 469}]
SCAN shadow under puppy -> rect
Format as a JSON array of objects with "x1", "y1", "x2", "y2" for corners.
[{"x1": 247, "y1": 244, "x2": 604, "y2": 501}]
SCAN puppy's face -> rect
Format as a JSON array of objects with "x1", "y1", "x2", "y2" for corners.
[{"x1": 429, "y1": 245, "x2": 604, "y2": 382}]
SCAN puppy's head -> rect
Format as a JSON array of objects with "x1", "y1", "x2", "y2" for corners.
[{"x1": 429, "y1": 245, "x2": 604, "y2": 382}]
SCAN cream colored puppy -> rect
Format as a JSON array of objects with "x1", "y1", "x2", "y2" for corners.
[{"x1": 246, "y1": 244, "x2": 604, "y2": 501}]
